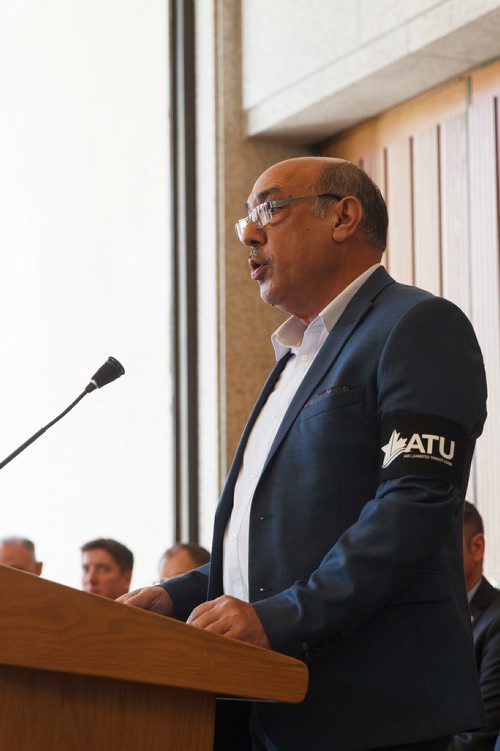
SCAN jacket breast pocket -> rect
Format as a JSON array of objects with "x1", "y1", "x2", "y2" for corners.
[{"x1": 301, "y1": 385, "x2": 366, "y2": 421}]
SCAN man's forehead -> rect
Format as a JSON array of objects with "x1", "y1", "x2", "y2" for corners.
[
  {"x1": 0, "y1": 541, "x2": 32, "y2": 555},
  {"x1": 246, "y1": 161, "x2": 318, "y2": 208},
  {"x1": 83, "y1": 548, "x2": 114, "y2": 562}
]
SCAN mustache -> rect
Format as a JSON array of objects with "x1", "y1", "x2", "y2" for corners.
[{"x1": 248, "y1": 248, "x2": 272, "y2": 265}]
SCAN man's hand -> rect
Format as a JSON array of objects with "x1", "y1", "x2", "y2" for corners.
[
  {"x1": 187, "y1": 595, "x2": 270, "y2": 648},
  {"x1": 117, "y1": 586, "x2": 173, "y2": 616}
]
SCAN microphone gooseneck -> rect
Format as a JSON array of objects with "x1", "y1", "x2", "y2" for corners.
[{"x1": 0, "y1": 356, "x2": 125, "y2": 471}]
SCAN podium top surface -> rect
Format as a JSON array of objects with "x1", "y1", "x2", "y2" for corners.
[{"x1": 0, "y1": 564, "x2": 307, "y2": 703}]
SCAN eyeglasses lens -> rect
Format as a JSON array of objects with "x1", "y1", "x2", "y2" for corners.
[{"x1": 235, "y1": 202, "x2": 274, "y2": 241}]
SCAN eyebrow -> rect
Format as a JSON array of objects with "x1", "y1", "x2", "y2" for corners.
[{"x1": 245, "y1": 186, "x2": 282, "y2": 211}]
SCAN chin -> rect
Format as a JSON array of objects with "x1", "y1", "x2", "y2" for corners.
[{"x1": 259, "y1": 283, "x2": 280, "y2": 308}]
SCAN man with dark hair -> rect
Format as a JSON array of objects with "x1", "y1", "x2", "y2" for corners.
[
  {"x1": 120, "y1": 157, "x2": 487, "y2": 750},
  {"x1": 81, "y1": 537, "x2": 133, "y2": 600},
  {"x1": 449, "y1": 502, "x2": 500, "y2": 750},
  {"x1": 158, "y1": 542, "x2": 210, "y2": 581},
  {"x1": 0, "y1": 537, "x2": 42, "y2": 575}
]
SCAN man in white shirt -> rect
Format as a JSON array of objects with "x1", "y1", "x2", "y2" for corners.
[{"x1": 120, "y1": 157, "x2": 487, "y2": 751}]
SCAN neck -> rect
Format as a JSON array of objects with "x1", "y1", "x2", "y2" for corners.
[
  {"x1": 295, "y1": 261, "x2": 380, "y2": 326},
  {"x1": 467, "y1": 571, "x2": 483, "y2": 593}
]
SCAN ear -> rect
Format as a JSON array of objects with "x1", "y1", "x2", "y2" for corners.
[
  {"x1": 331, "y1": 196, "x2": 363, "y2": 243},
  {"x1": 470, "y1": 532, "x2": 485, "y2": 562},
  {"x1": 35, "y1": 561, "x2": 43, "y2": 576}
]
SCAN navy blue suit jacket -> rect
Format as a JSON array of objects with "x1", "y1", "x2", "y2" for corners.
[{"x1": 164, "y1": 268, "x2": 487, "y2": 749}]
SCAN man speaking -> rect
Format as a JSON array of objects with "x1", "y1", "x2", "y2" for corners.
[{"x1": 120, "y1": 157, "x2": 487, "y2": 750}]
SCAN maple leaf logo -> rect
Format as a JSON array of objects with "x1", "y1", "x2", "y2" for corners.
[{"x1": 381, "y1": 430, "x2": 408, "y2": 468}]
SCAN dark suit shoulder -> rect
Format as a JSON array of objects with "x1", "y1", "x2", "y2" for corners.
[
  {"x1": 471, "y1": 578, "x2": 500, "y2": 629},
  {"x1": 364, "y1": 271, "x2": 475, "y2": 337}
]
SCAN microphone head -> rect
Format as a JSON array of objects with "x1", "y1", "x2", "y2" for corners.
[{"x1": 86, "y1": 357, "x2": 125, "y2": 393}]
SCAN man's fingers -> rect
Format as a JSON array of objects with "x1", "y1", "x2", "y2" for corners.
[
  {"x1": 116, "y1": 587, "x2": 143, "y2": 604},
  {"x1": 117, "y1": 586, "x2": 172, "y2": 615},
  {"x1": 186, "y1": 596, "x2": 270, "y2": 647},
  {"x1": 187, "y1": 599, "x2": 217, "y2": 624},
  {"x1": 187, "y1": 596, "x2": 237, "y2": 631}
]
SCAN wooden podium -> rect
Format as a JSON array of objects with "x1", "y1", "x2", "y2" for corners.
[{"x1": 0, "y1": 565, "x2": 307, "y2": 750}]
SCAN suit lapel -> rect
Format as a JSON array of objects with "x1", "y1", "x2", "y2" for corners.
[
  {"x1": 214, "y1": 351, "x2": 293, "y2": 527},
  {"x1": 262, "y1": 266, "x2": 394, "y2": 474}
]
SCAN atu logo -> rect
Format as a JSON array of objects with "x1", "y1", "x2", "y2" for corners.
[{"x1": 381, "y1": 430, "x2": 455, "y2": 469}]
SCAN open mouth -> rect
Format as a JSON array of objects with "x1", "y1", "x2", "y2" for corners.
[{"x1": 248, "y1": 255, "x2": 270, "y2": 280}]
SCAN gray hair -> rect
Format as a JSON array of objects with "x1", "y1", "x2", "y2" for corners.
[
  {"x1": 161, "y1": 542, "x2": 210, "y2": 566},
  {"x1": 313, "y1": 161, "x2": 388, "y2": 249}
]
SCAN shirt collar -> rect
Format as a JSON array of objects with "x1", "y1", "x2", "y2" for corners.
[
  {"x1": 272, "y1": 264, "x2": 381, "y2": 361},
  {"x1": 467, "y1": 577, "x2": 482, "y2": 603}
]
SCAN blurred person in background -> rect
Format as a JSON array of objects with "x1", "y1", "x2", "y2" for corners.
[
  {"x1": 0, "y1": 536, "x2": 42, "y2": 575},
  {"x1": 449, "y1": 502, "x2": 500, "y2": 751},
  {"x1": 81, "y1": 537, "x2": 133, "y2": 600},
  {"x1": 158, "y1": 542, "x2": 210, "y2": 581}
]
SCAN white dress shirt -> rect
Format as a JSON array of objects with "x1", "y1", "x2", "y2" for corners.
[{"x1": 223, "y1": 264, "x2": 380, "y2": 600}]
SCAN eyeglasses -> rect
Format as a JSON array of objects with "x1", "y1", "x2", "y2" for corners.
[{"x1": 235, "y1": 192, "x2": 342, "y2": 242}]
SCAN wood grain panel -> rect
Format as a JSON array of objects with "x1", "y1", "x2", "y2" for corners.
[
  {"x1": 386, "y1": 138, "x2": 413, "y2": 284},
  {"x1": 440, "y1": 110, "x2": 476, "y2": 501},
  {"x1": 0, "y1": 565, "x2": 308, "y2": 704},
  {"x1": 0, "y1": 664, "x2": 214, "y2": 751},
  {"x1": 362, "y1": 148, "x2": 388, "y2": 268},
  {"x1": 439, "y1": 112, "x2": 470, "y2": 313},
  {"x1": 362, "y1": 149, "x2": 386, "y2": 195},
  {"x1": 412, "y1": 125, "x2": 441, "y2": 295},
  {"x1": 322, "y1": 78, "x2": 466, "y2": 163},
  {"x1": 468, "y1": 94, "x2": 500, "y2": 583},
  {"x1": 471, "y1": 59, "x2": 500, "y2": 100}
]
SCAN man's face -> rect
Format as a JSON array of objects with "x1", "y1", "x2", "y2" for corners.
[
  {"x1": 81, "y1": 548, "x2": 131, "y2": 599},
  {"x1": 0, "y1": 542, "x2": 42, "y2": 575},
  {"x1": 240, "y1": 159, "x2": 340, "y2": 323},
  {"x1": 158, "y1": 549, "x2": 199, "y2": 581}
]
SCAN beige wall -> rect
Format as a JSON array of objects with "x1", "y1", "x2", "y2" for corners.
[
  {"x1": 195, "y1": 0, "x2": 310, "y2": 545},
  {"x1": 241, "y1": 0, "x2": 500, "y2": 142}
]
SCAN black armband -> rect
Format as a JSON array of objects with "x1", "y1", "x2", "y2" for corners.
[{"x1": 380, "y1": 413, "x2": 467, "y2": 488}]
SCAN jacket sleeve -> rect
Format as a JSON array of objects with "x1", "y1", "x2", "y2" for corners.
[{"x1": 159, "y1": 562, "x2": 210, "y2": 622}]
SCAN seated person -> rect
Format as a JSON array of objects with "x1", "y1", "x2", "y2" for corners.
[
  {"x1": 449, "y1": 501, "x2": 500, "y2": 750},
  {"x1": 0, "y1": 537, "x2": 42, "y2": 575},
  {"x1": 158, "y1": 542, "x2": 210, "y2": 581},
  {"x1": 81, "y1": 537, "x2": 133, "y2": 600}
]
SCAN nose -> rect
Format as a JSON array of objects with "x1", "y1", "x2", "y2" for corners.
[
  {"x1": 241, "y1": 219, "x2": 265, "y2": 248},
  {"x1": 85, "y1": 567, "x2": 97, "y2": 584}
]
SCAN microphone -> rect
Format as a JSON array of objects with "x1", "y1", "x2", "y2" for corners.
[
  {"x1": 0, "y1": 356, "x2": 125, "y2": 471},
  {"x1": 85, "y1": 356, "x2": 126, "y2": 393}
]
